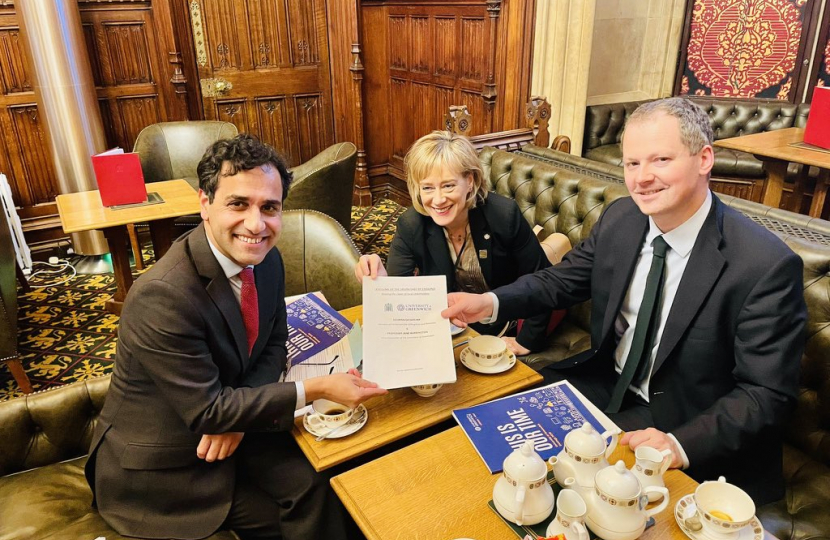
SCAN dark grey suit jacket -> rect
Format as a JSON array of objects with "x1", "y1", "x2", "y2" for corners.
[
  {"x1": 85, "y1": 223, "x2": 297, "y2": 539},
  {"x1": 496, "y1": 195, "x2": 806, "y2": 504},
  {"x1": 388, "y1": 192, "x2": 552, "y2": 351}
]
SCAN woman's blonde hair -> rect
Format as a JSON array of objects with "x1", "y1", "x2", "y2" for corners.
[{"x1": 404, "y1": 130, "x2": 486, "y2": 216}]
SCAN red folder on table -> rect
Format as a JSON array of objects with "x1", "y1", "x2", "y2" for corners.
[
  {"x1": 804, "y1": 87, "x2": 830, "y2": 150},
  {"x1": 91, "y1": 148, "x2": 147, "y2": 207}
]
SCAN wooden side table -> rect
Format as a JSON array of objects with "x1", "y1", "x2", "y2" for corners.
[{"x1": 55, "y1": 180, "x2": 201, "y2": 314}]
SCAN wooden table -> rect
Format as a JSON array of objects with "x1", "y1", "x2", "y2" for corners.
[
  {"x1": 292, "y1": 305, "x2": 544, "y2": 472},
  {"x1": 332, "y1": 426, "x2": 776, "y2": 540},
  {"x1": 55, "y1": 180, "x2": 200, "y2": 314},
  {"x1": 715, "y1": 127, "x2": 830, "y2": 216}
]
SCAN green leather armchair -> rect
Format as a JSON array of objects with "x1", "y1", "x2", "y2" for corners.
[
  {"x1": 277, "y1": 209, "x2": 361, "y2": 311},
  {"x1": 0, "y1": 207, "x2": 31, "y2": 394},
  {"x1": 133, "y1": 121, "x2": 239, "y2": 191},
  {"x1": 283, "y1": 142, "x2": 357, "y2": 231}
]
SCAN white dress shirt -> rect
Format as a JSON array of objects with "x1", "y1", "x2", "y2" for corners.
[
  {"x1": 207, "y1": 237, "x2": 306, "y2": 410},
  {"x1": 488, "y1": 191, "x2": 713, "y2": 468}
]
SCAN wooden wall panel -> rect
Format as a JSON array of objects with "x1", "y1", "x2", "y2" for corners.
[
  {"x1": 0, "y1": 27, "x2": 30, "y2": 93},
  {"x1": 256, "y1": 96, "x2": 297, "y2": 164},
  {"x1": 294, "y1": 93, "x2": 327, "y2": 162},
  {"x1": 246, "y1": 0, "x2": 283, "y2": 68},
  {"x1": 214, "y1": 98, "x2": 249, "y2": 132},
  {"x1": 103, "y1": 22, "x2": 153, "y2": 85},
  {"x1": 202, "y1": 0, "x2": 241, "y2": 71},
  {"x1": 7, "y1": 105, "x2": 55, "y2": 206},
  {"x1": 361, "y1": 0, "x2": 534, "y2": 200},
  {"x1": 117, "y1": 96, "x2": 161, "y2": 147}
]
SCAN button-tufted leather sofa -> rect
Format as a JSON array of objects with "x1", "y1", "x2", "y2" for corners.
[
  {"x1": 480, "y1": 145, "x2": 830, "y2": 540},
  {"x1": 582, "y1": 97, "x2": 812, "y2": 205}
]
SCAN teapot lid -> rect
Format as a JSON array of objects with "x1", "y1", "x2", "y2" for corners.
[
  {"x1": 502, "y1": 440, "x2": 548, "y2": 482},
  {"x1": 564, "y1": 423, "x2": 607, "y2": 456},
  {"x1": 595, "y1": 460, "x2": 641, "y2": 499}
]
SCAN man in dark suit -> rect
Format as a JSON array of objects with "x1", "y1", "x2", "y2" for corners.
[
  {"x1": 85, "y1": 134, "x2": 386, "y2": 540},
  {"x1": 442, "y1": 97, "x2": 806, "y2": 505}
]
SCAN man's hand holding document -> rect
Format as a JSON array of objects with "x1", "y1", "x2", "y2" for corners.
[{"x1": 362, "y1": 275, "x2": 457, "y2": 389}]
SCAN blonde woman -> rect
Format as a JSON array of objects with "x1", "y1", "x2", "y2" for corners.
[{"x1": 355, "y1": 130, "x2": 552, "y2": 355}]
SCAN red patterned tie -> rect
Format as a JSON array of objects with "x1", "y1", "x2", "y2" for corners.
[{"x1": 239, "y1": 267, "x2": 259, "y2": 355}]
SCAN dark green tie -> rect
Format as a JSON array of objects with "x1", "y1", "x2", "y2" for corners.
[{"x1": 606, "y1": 236, "x2": 669, "y2": 414}]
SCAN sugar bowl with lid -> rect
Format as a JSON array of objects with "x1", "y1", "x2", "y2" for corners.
[{"x1": 492, "y1": 440, "x2": 555, "y2": 526}]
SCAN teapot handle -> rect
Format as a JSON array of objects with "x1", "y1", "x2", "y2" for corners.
[
  {"x1": 659, "y1": 448, "x2": 673, "y2": 473},
  {"x1": 514, "y1": 485, "x2": 527, "y2": 526},
  {"x1": 643, "y1": 486, "x2": 670, "y2": 517},
  {"x1": 601, "y1": 428, "x2": 620, "y2": 458}
]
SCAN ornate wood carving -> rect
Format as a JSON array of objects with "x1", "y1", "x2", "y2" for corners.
[
  {"x1": 526, "y1": 95, "x2": 551, "y2": 148},
  {"x1": 361, "y1": 0, "x2": 533, "y2": 199},
  {"x1": 193, "y1": 0, "x2": 334, "y2": 167},
  {"x1": 0, "y1": 28, "x2": 31, "y2": 93},
  {"x1": 7, "y1": 104, "x2": 56, "y2": 206}
]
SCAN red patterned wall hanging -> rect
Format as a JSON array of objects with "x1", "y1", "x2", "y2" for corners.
[
  {"x1": 818, "y1": 35, "x2": 830, "y2": 88},
  {"x1": 680, "y1": 0, "x2": 808, "y2": 99}
]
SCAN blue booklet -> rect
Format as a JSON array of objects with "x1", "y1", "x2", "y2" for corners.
[
  {"x1": 452, "y1": 380, "x2": 618, "y2": 473},
  {"x1": 285, "y1": 293, "x2": 353, "y2": 365}
]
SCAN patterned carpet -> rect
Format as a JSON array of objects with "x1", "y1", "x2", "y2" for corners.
[{"x1": 1, "y1": 200, "x2": 404, "y2": 401}]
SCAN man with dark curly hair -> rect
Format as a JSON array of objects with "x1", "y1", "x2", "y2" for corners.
[{"x1": 86, "y1": 134, "x2": 386, "y2": 540}]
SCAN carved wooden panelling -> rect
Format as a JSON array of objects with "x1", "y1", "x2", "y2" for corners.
[
  {"x1": 434, "y1": 17, "x2": 457, "y2": 78},
  {"x1": 410, "y1": 16, "x2": 430, "y2": 74},
  {"x1": 294, "y1": 94, "x2": 324, "y2": 162},
  {"x1": 116, "y1": 96, "x2": 160, "y2": 149},
  {"x1": 103, "y1": 22, "x2": 153, "y2": 86},
  {"x1": 391, "y1": 77, "x2": 409, "y2": 159},
  {"x1": 82, "y1": 23, "x2": 104, "y2": 87},
  {"x1": 256, "y1": 97, "x2": 298, "y2": 164},
  {"x1": 0, "y1": 28, "x2": 30, "y2": 94},
  {"x1": 287, "y1": 0, "x2": 320, "y2": 66},
  {"x1": 98, "y1": 99, "x2": 119, "y2": 149},
  {"x1": 434, "y1": 85, "x2": 455, "y2": 128},
  {"x1": 202, "y1": 0, "x2": 240, "y2": 71},
  {"x1": 246, "y1": 0, "x2": 282, "y2": 68},
  {"x1": 460, "y1": 89, "x2": 485, "y2": 134},
  {"x1": 389, "y1": 16, "x2": 407, "y2": 70},
  {"x1": 411, "y1": 82, "x2": 433, "y2": 140},
  {"x1": 460, "y1": 17, "x2": 485, "y2": 82},
  {"x1": 7, "y1": 105, "x2": 57, "y2": 206},
  {"x1": 215, "y1": 99, "x2": 249, "y2": 133}
]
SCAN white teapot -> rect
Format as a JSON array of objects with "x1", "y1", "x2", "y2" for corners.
[
  {"x1": 549, "y1": 423, "x2": 620, "y2": 489},
  {"x1": 572, "y1": 461, "x2": 669, "y2": 540},
  {"x1": 493, "y1": 440, "x2": 554, "y2": 526}
]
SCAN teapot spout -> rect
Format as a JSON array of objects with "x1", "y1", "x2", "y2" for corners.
[{"x1": 548, "y1": 454, "x2": 576, "y2": 488}]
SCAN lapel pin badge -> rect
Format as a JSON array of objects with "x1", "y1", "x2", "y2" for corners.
[
  {"x1": 479, "y1": 249, "x2": 488, "y2": 259},
  {"x1": 484, "y1": 233, "x2": 491, "y2": 240}
]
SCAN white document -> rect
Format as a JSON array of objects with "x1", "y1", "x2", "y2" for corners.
[{"x1": 362, "y1": 275, "x2": 456, "y2": 389}]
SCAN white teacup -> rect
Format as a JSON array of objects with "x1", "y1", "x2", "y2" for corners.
[
  {"x1": 694, "y1": 476, "x2": 756, "y2": 538},
  {"x1": 307, "y1": 399, "x2": 354, "y2": 430},
  {"x1": 411, "y1": 383, "x2": 443, "y2": 397},
  {"x1": 467, "y1": 335, "x2": 506, "y2": 367},
  {"x1": 546, "y1": 488, "x2": 589, "y2": 540}
]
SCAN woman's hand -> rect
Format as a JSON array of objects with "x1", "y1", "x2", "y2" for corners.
[{"x1": 354, "y1": 254, "x2": 388, "y2": 283}]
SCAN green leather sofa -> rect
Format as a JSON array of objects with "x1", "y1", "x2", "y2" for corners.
[
  {"x1": 582, "y1": 97, "x2": 813, "y2": 204},
  {"x1": 480, "y1": 145, "x2": 830, "y2": 540},
  {"x1": 0, "y1": 211, "x2": 360, "y2": 540}
]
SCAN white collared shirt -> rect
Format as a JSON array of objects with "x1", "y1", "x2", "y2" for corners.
[{"x1": 206, "y1": 236, "x2": 305, "y2": 410}]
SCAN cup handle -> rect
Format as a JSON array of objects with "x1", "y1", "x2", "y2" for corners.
[
  {"x1": 644, "y1": 486, "x2": 670, "y2": 517},
  {"x1": 571, "y1": 521, "x2": 589, "y2": 540}
]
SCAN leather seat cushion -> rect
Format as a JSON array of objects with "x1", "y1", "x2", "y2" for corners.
[
  {"x1": 0, "y1": 456, "x2": 236, "y2": 540},
  {"x1": 585, "y1": 145, "x2": 766, "y2": 178}
]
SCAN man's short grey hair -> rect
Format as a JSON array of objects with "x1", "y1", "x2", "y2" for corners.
[{"x1": 624, "y1": 97, "x2": 714, "y2": 154}]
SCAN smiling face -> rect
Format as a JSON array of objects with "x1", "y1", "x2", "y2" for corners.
[
  {"x1": 418, "y1": 164, "x2": 474, "y2": 231},
  {"x1": 199, "y1": 163, "x2": 283, "y2": 267},
  {"x1": 622, "y1": 112, "x2": 714, "y2": 233}
]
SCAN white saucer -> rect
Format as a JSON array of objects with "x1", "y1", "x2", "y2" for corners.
[
  {"x1": 302, "y1": 404, "x2": 368, "y2": 439},
  {"x1": 674, "y1": 495, "x2": 764, "y2": 540},
  {"x1": 450, "y1": 323, "x2": 465, "y2": 336},
  {"x1": 459, "y1": 347, "x2": 516, "y2": 374}
]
